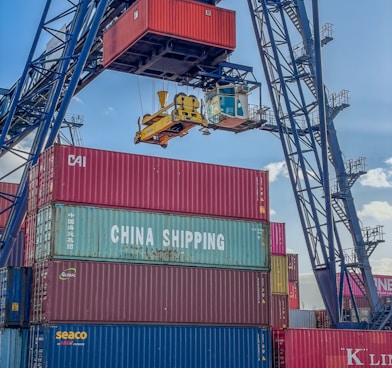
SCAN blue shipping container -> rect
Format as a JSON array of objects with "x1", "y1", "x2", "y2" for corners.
[
  {"x1": 0, "y1": 267, "x2": 32, "y2": 327},
  {"x1": 0, "y1": 328, "x2": 29, "y2": 368},
  {"x1": 29, "y1": 324, "x2": 271, "y2": 368}
]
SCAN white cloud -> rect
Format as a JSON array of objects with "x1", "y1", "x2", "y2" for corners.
[
  {"x1": 270, "y1": 208, "x2": 276, "y2": 216},
  {"x1": 371, "y1": 258, "x2": 392, "y2": 276},
  {"x1": 72, "y1": 96, "x2": 83, "y2": 104},
  {"x1": 299, "y1": 273, "x2": 324, "y2": 310},
  {"x1": 358, "y1": 201, "x2": 392, "y2": 221},
  {"x1": 360, "y1": 168, "x2": 392, "y2": 188},
  {"x1": 105, "y1": 106, "x2": 114, "y2": 115},
  {"x1": 264, "y1": 161, "x2": 288, "y2": 182},
  {"x1": 385, "y1": 157, "x2": 392, "y2": 166}
]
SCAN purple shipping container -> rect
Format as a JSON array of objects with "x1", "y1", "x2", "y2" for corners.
[
  {"x1": 33, "y1": 144, "x2": 269, "y2": 221},
  {"x1": 270, "y1": 222, "x2": 286, "y2": 255},
  {"x1": 27, "y1": 163, "x2": 39, "y2": 213},
  {"x1": 287, "y1": 253, "x2": 299, "y2": 282},
  {"x1": 31, "y1": 260, "x2": 271, "y2": 325},
  {"x1": 271, "y1": 294, "x2": 289, "y2": 329},
  {"x1": 29, "y1": 324, "x2": 271, "y2": 368}
]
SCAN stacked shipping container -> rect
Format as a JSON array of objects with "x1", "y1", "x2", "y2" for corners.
[
  {"x1": 0, "y1": 182, "x2": 25, "y2": 266},
  {"x1": 270, "y1": 222, "x2": 289, "y2": 329},
  {"x1": 273, "y1": 328, "x2": 392, "y2": 368},
  {"x1": 0, "y1": 182, "x2": 31, "y2": 368},
  {"x1": 287, "y1": 253, "x2": 299, "y2": 309},
  {"x1": 26, "y1": 144, "x2": 272, "y2": 367}
]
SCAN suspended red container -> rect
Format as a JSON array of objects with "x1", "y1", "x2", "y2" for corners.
[
  {"x1": 35, "y1": 144, "x2": 269, "y2": 221},
  {"x1": 103, "y1": 0, "x2": 235, "y2": 80}
]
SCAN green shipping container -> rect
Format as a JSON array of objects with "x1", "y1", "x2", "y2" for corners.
[{"x1": 35, "y1": 204, "x2": 270, "y2": 270}]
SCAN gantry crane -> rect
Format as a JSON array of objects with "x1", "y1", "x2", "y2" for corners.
[{"x1": 0, "y1": 0, "x2": 389, "y2": 330}]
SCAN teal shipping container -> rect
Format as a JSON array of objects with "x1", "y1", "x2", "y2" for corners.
[
  {"x1": 34, "y1": 204, "x2": 269, "y2": 270},
  {"x1": 0, "y1": 328, "x2": 29, "y2": 368}
]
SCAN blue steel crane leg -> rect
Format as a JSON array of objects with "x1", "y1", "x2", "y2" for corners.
[
  {"x1": 246, "y1": 0, "x2": 380, "y2": 328},
  {"x1": 311, "y1": 0, "x2": 339, "y2": 325},
  {"x1": 0, "y1": 0, "x2": 110, "y2": 266}
]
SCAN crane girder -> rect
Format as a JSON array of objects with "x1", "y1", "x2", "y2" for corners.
[{"x1": 0, "y1": 0, "x2": 120, "y2": 265}]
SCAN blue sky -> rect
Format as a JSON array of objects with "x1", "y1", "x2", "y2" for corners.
[{"x1": 1, "y1": 0, "x2": 391, "y2": 308}]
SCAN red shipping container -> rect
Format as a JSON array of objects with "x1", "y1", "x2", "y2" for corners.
[
  {"x1": 315, "y1": 310, "x2": 330, "y2": 329},
  {"x1": 342, "y1": 296, "x2": 370, "y2": 309},
  {"x1": 103, "y1": 0, "x2": 235, "y2": 76},
  {"x1": 339, "y1": 273, "x2": 392, "y2": 298},
  {"x1": 288, "y1": 281, "x2": 299, "y2": 309},
  {"x1": 0, "y1": 229, "x2": 25, "y2": 267},
  {"x1": 27, "y1": 164, "x2": 39, "y2": 213},
  {"x1": 270, "y1": 222, "x2": 286, "y2": 255},
  {"x1": 31, "y1": 260, "x2": 271, "y2": 325},
  {"x1": 24, "y1": 212, "x2": 37, "y2": 266},
  {"x1": 36, "y1": 145, "x2": 269, "y2": 221},
  {"x1": 287, "y1": 253, "x2": 299, "y2": 282},
  {"x1": 271, "y1": 294, "x2": 289, "y2": 329},
  {"x1": 273, "y1": 328, "x2": 392, "y2": 368},
  {"x1": 0, "y1": 182, "x2": 26, "y2": 229}
]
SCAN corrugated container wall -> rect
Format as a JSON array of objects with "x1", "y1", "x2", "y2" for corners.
[
  {"x1": 350, "y1": 307, "x2": 371, "y2": 323},
  {"x1": 288, "y1": 281, "x2": 299, "y2": 309},
  {"x1": 287, "y1": 253, "x2": 298, "y2": 282},
  {"x1": 29, "y1": 324, "x2": 271, "y2": 368},
  {"x1": 338, "y1": 273, "x2": 392, "y2": 297},
  {"x1": 270, "y1": 222, "x2": 286, "y2": 255},
  {"x1": 315, "y1": 310, "x2": 330, "y2": 329},
  {"x1": 343, "y1": 295, "x2": 369, "y2": 309},
  {"x1": 33, "y1": 204, "x2": 270, "y2": 269},
  {"x1": 288, "y1": 310, "x2": 316, "y2": 328},
  {"x1": 103, "y1": 0, "x2": 236, "y2": 67},
  {"x1": 0, "y1": 267, "x2": 32, "y2": 328},
  {"x1": 273, "y1": 328, "x2": 392, "y2": 368},
  {"x1": 24, "y1": 213, "x2": 36, "y2": 266},
  {"x1": 31, "y1": 260, "x2": 271, "y2": 325},
  {"x1": 0, "y1": 182, "x2": 23, "y2": 229},
  {"x1": 0, "y1": 230, "x2": 24, "y2": 267},
  {"x1": 0, "y1": 328, "x2": 29, "y2": 368},
  {"x1": 271, "y1": 294, "x2": 289, "y2": 329},
  {"x1": 271, "y1": 255, "x2": 288, "y2": 295},
  {"x1": 27, "y1": 163, "x2": 39, "y2": 213},
  {"x1": 34, "y1": 145, "x2": 269, "y2": 221}
]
